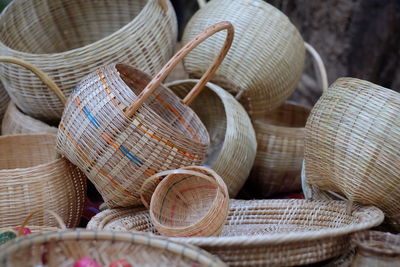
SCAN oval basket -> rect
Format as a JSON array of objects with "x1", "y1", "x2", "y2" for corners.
[
  {"x1": 0, "y1": 134, "x2": 86, "y2": 228},
  {"x1": 87, "y1": 199, "x2": 384, "y2": 266},
  {"x1": 56, "y1": 22, "x2": 234, "y2": 208},
  {"x1": 0, "y1": 230, "x2": 226, "y2": 267},
  {"x1": 2, "y1": 102, "x2": 58, "y2": 135},
  {"x1": 182, "y1": 0, "x2": 305, "y2": 117},
  {"x1": 0, "y1": 0, "x2": 177, "y2": 122},
  {"x1": 0, "y1": 81, "x2": 9, "y2": 129},
  {"x1": 304, "y1": 77, "x2": 400, "y2": 230},
  {"x1": 166, "y1": 79, "x2": 257, "y2": 197}
]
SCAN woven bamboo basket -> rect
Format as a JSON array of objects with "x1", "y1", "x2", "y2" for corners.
[
  {"x1": 141, "y1": 166, "x2": 229, "y2": 237},
  {"x1": 166, "y1": 79, "x2": 257, "y2": 197},
  {"x1": 2, "y1": 102, "x2": 58, "y2": 135},
  {"x1": 57, "y1": 22, "x2": 234, "y2": 208},
  {"x1": 87, "y1": 199, "x2": 384, "y2": 266},
  {"x1": 0, "y1": 81, "x2": 9, "y2": 130},
  {"x1": 182, "y1": 0, "x2": 305, "y2": 117},
  {"x1": 0, "y1": 134, "x2": 86, "y2": 228},
  {"x1": 0, "y1": 0, "x2": 177, "y2": 122},
  {"x1": 351, "y1": 231, "x2": 400, "y2": 266},
  {"x1": 246, "y1": 43, "x2": 327, "y2": 197},
  {"x1": 0, "y1": 230, "x2": 226, "y2": 267},
  {"x1": 304, "y1": 77, "x2": 400, "y2": 230}
]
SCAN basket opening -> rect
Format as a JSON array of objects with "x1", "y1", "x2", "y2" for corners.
[
  {"x1": 0, "y1": 135, "x2": 58, "y2": 169},
  {"x1": 0, "y1": 0, "x2": 148, "y2": 54},
  {"x1": 260, "y1": 102, "x2": 310, "y2": 128}
]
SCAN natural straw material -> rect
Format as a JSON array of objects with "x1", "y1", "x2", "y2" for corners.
[
  {"x1": 304, "y1": 77, "x2": 400, "y2": 230},
  {"x1": 2, "y1": 102, "x2": 58, "y2": 135},
  {"x1": 0, "y1": 0, "x2": 177, "y2": 122},
  {"x1": 182, "y1": 0, "x2": 305, "y2": 117},
  {"x1": 57, "y1": 22, "x2": 234, "y2": 208},
  {"x1": 87, "y1": 199, "x2": 384, "y2": 266},
  {"x1": 0, "y1": 230, "x2": 226, "y2": 267},
  {"x1": 0, "y1": 134, "x2": 86, "y2": 228},
  {"x1": 0, "y1": 81, "x2": 9, "y2": 129},
  {"x1": 167, "y1": 79, "x2": 257, "y2": 197}
]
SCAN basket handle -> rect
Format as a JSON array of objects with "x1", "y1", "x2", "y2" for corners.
[
  {"x1": 158, "y1": 0, "x2": 169, "y2": 11},
  {"x1": 139, "y1": 167, "x2": 227, "y2": 209},
  {"x1": 305, "y1": 43, "x2": 328, "y2": 93},
  {"x1": 0, "y1": 56, "x2": 66, "y2": 104},
  {"x1": 17, "y1": 209, "x2": 67, "y2": 236},
  {"x1": 124, "y1": 21, "x2": 234, "y2": 118},
  {"x1": 197, "y1": 0, "x2": 207, "y2": 8}
]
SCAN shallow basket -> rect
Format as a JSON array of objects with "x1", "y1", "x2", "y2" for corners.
[
  {"x1": 0, "y1": 134, "x2": 86, "y2": 228},
  {"x1": 1, "y1": 102, "x2": 58, "y2": 135},
  {"x1": 304, "y1": 77, "x2": 400, "y2": 230},
  {"x1": 167, "y1": 79, "x2": 257, "y2": 197},
  {"x1": 0, "y1": 230, "x2": 226, "y2": 267},
  {"x1": 182, "y1": 0, "x2": 305, "y2": 117},
  {"x1": 87, "y1": 199, "x2": 384, "y2": 266},
  {"x1": 0, "y1": 81, "x2": 9, "y2": 129},
  {"x1": 0, "y1": 0, "x2": 177, "y2": 122}
]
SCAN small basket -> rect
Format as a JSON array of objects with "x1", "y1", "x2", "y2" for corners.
[
  {"x1": 0, "y1": 134, "x2": 86, "y2": 228},
  {"x1": 0, "y1": 81, "x2": 10, "y2": 129},
  {"x1": 142, "y1": 166, "x2": 229, "y2": 237},
  {"x1": 2, "y1": 102, "x2": 58, "y2": 135},
  {"x1": 88, "y1": 199, "x2": 384, "y2": 266},
  {"x1": 304, "y1": 77, "x2": 400, "y2": 230},
  {"x1": 182, "y1": 0, "x2": 308, "y2": 117},
  {"x1": 166, "y1": 79, "x2": 257, "y2": 197},
  {"x1": 57, "y1": 22, "x2": 234, "y2": 208},
  {"x1": 0, "y1": 230, "x2": 226, "y2": 267},
  {"x1": 0, "y1": 0, "x2": 177, "y2": 122}
]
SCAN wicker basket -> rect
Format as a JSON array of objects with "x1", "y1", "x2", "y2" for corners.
[
  {"x1": 0, "y1": 81, "x2": 9, "y2": 130},
  {"x1": 57, "y1": 22, "x2": 234, "y2": 208},
  {"x1": 182, "y1": 0, "x2": 306, "y2": 117},
  {"x1": 304, "y1": 77, "x2": 400, "y2": 230},
  {"x1": 166, "y1": 79, "x2": 257, "y2": 197},
  {"x1": 87, "y1": 199, "x2": 384, "y2": 266},
  {"x1": 2, "y1": 102, "x2": 58, "y2": 135},
  {"x1": 351, "y1": 231, "x2": 400, "y2": 266},
  {"x1": 0, "y1": 134, "x2": 86, "y2": 228},
  {"x1": 0, "y1": 230, "x2": 226, "y2": 267},
  {"x1": 246, "y1": 43, "x2": 327, "y2": 197},
  {"x1": 0, "y1": 0, "x2": 177, "y2": 122}
]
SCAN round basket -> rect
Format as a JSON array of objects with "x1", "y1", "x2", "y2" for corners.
[
  {"x1": 87, "y1": 199, "x2": 384, "y2": 266},
  {"x1": 2, "y1": 102, "x2": 58, "y2": 135},
  {"x1": 56, "y1": 22, "x2": 234, "y2": 208},
  {"x1": 351, "y1": 231, "x2": 400, "y2": 266},
  {"x1": 0, "y1": 134, "x2": 86, "y2": 228},
  {"x1": 182, "y1": 0, "x2": 306, "y2": 117},
  {"x1": 304, "y1": 77, "x2": 400, "y2": 230},
  {"x1": 0, "y1": 230, "x2": 226, "y2": 267},
  {"x1": 166, "y1": 79, "x2": 257, "y2": 197},
  {"x1": 0, "y1": 0, "x2": 177, "y2": 122},
  {"x1": 0, "y1": 81, "x2": 9, "y2": 130}
]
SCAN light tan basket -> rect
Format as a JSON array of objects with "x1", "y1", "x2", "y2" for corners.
[
  {"x1": 0, "y1": 230, "x2": 226, "y2": 267},
  {"x1": 141, "y1": 166, "x2": 229, "y2": 237},
  {"x1": 57, "y1": 22, "x2": 234, "y2": 208},
  {"x1": 2, "y1": 102, "x2": 58, "y2": 135},
  {"x1": 0, "y1": 134, "x2": 86, "y2": 228},
  {"x1": 166, "y1": 79, "x2": 257, "y2": 197},
  {"x1": 87, "y1": 199, "x2": 384, "y2": 266},
  {"x1": 0, "y1": 81, "x2": 9, "y2": 130},
  {"x1": 0, "y1": 0, "x2": 177, "y2": 122},
  {"x1": 304, "y1": 77, "x2": 400, "y2": 230},
  {"x1": 182, "y1": 0, "x2": 307, "y2": 117},
  {"x1": 246, "y1": 44, "x2": 327, "y2": 197}
]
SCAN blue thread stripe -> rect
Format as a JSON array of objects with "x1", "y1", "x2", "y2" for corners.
[
  {"x1": 119, "y1": 145, "x2": 143, "y2": 166},
  {"x1": 83, "y1": 106, "x2": 101, "y2": 128}
]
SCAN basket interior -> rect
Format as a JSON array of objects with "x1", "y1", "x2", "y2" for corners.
[
  {"x1": 0, "y1": 0, "x2": 147, "y2": 53},
  {"x1": 0, "y1": 135, "x2": 57, "y2": 169},
  {"x1": 256, "y1": 102, "x2": 310, "y2": 128}
]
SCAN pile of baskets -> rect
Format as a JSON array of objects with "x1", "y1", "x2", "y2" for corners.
[{"x1": 0, "y1": 0, "x2": 398, "y2": 266}]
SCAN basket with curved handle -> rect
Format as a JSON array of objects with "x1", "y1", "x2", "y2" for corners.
[
  {"x1": 17, "y1": 209, "x2": 67, "y2": 236},
  {"x1": 124, "y1": 21, "x2": 234, "y2": 117},
  {"x1": 304, "y1": 42, "x2": 328, "y2": 93}
]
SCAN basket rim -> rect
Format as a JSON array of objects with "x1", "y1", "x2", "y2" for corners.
[
  {"x1": 352, "y1": 230, "x2": 400, "y2": 256},
  {"x1": 0, "y1": 0, "x2": 165, "y2": 57}
]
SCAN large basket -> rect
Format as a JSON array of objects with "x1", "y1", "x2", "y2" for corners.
[
  {"x1": 0, "y1": 81, "x2": 9, "y2": 130},
  {"x1": 87, "y1": 199, "x2": 384, "y2": 266},
  {"x1": 182, "y1": 0, "x2": 306, "y2": 117},
  {"x1": 57, "y1": 22, "x2": 234, "y2": 208},
  {"x1": 0, "y1": 230, "x2": 226, "y2": 267},
  {"x1": 0, "y1": 134, "x2": 86, "y2": 228},
  {"x1": 304, "y1": 78, "x2": 400, "y2": 230},
  {"x1": 2, "y1": 102, "x2": 57, "y2": 135},
  {"x1": 166, "y1": 79, "x2": 257, "y2": 197},
  {"x1": 0, "y1": 0, "x2": 177, "y2": 122}
]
